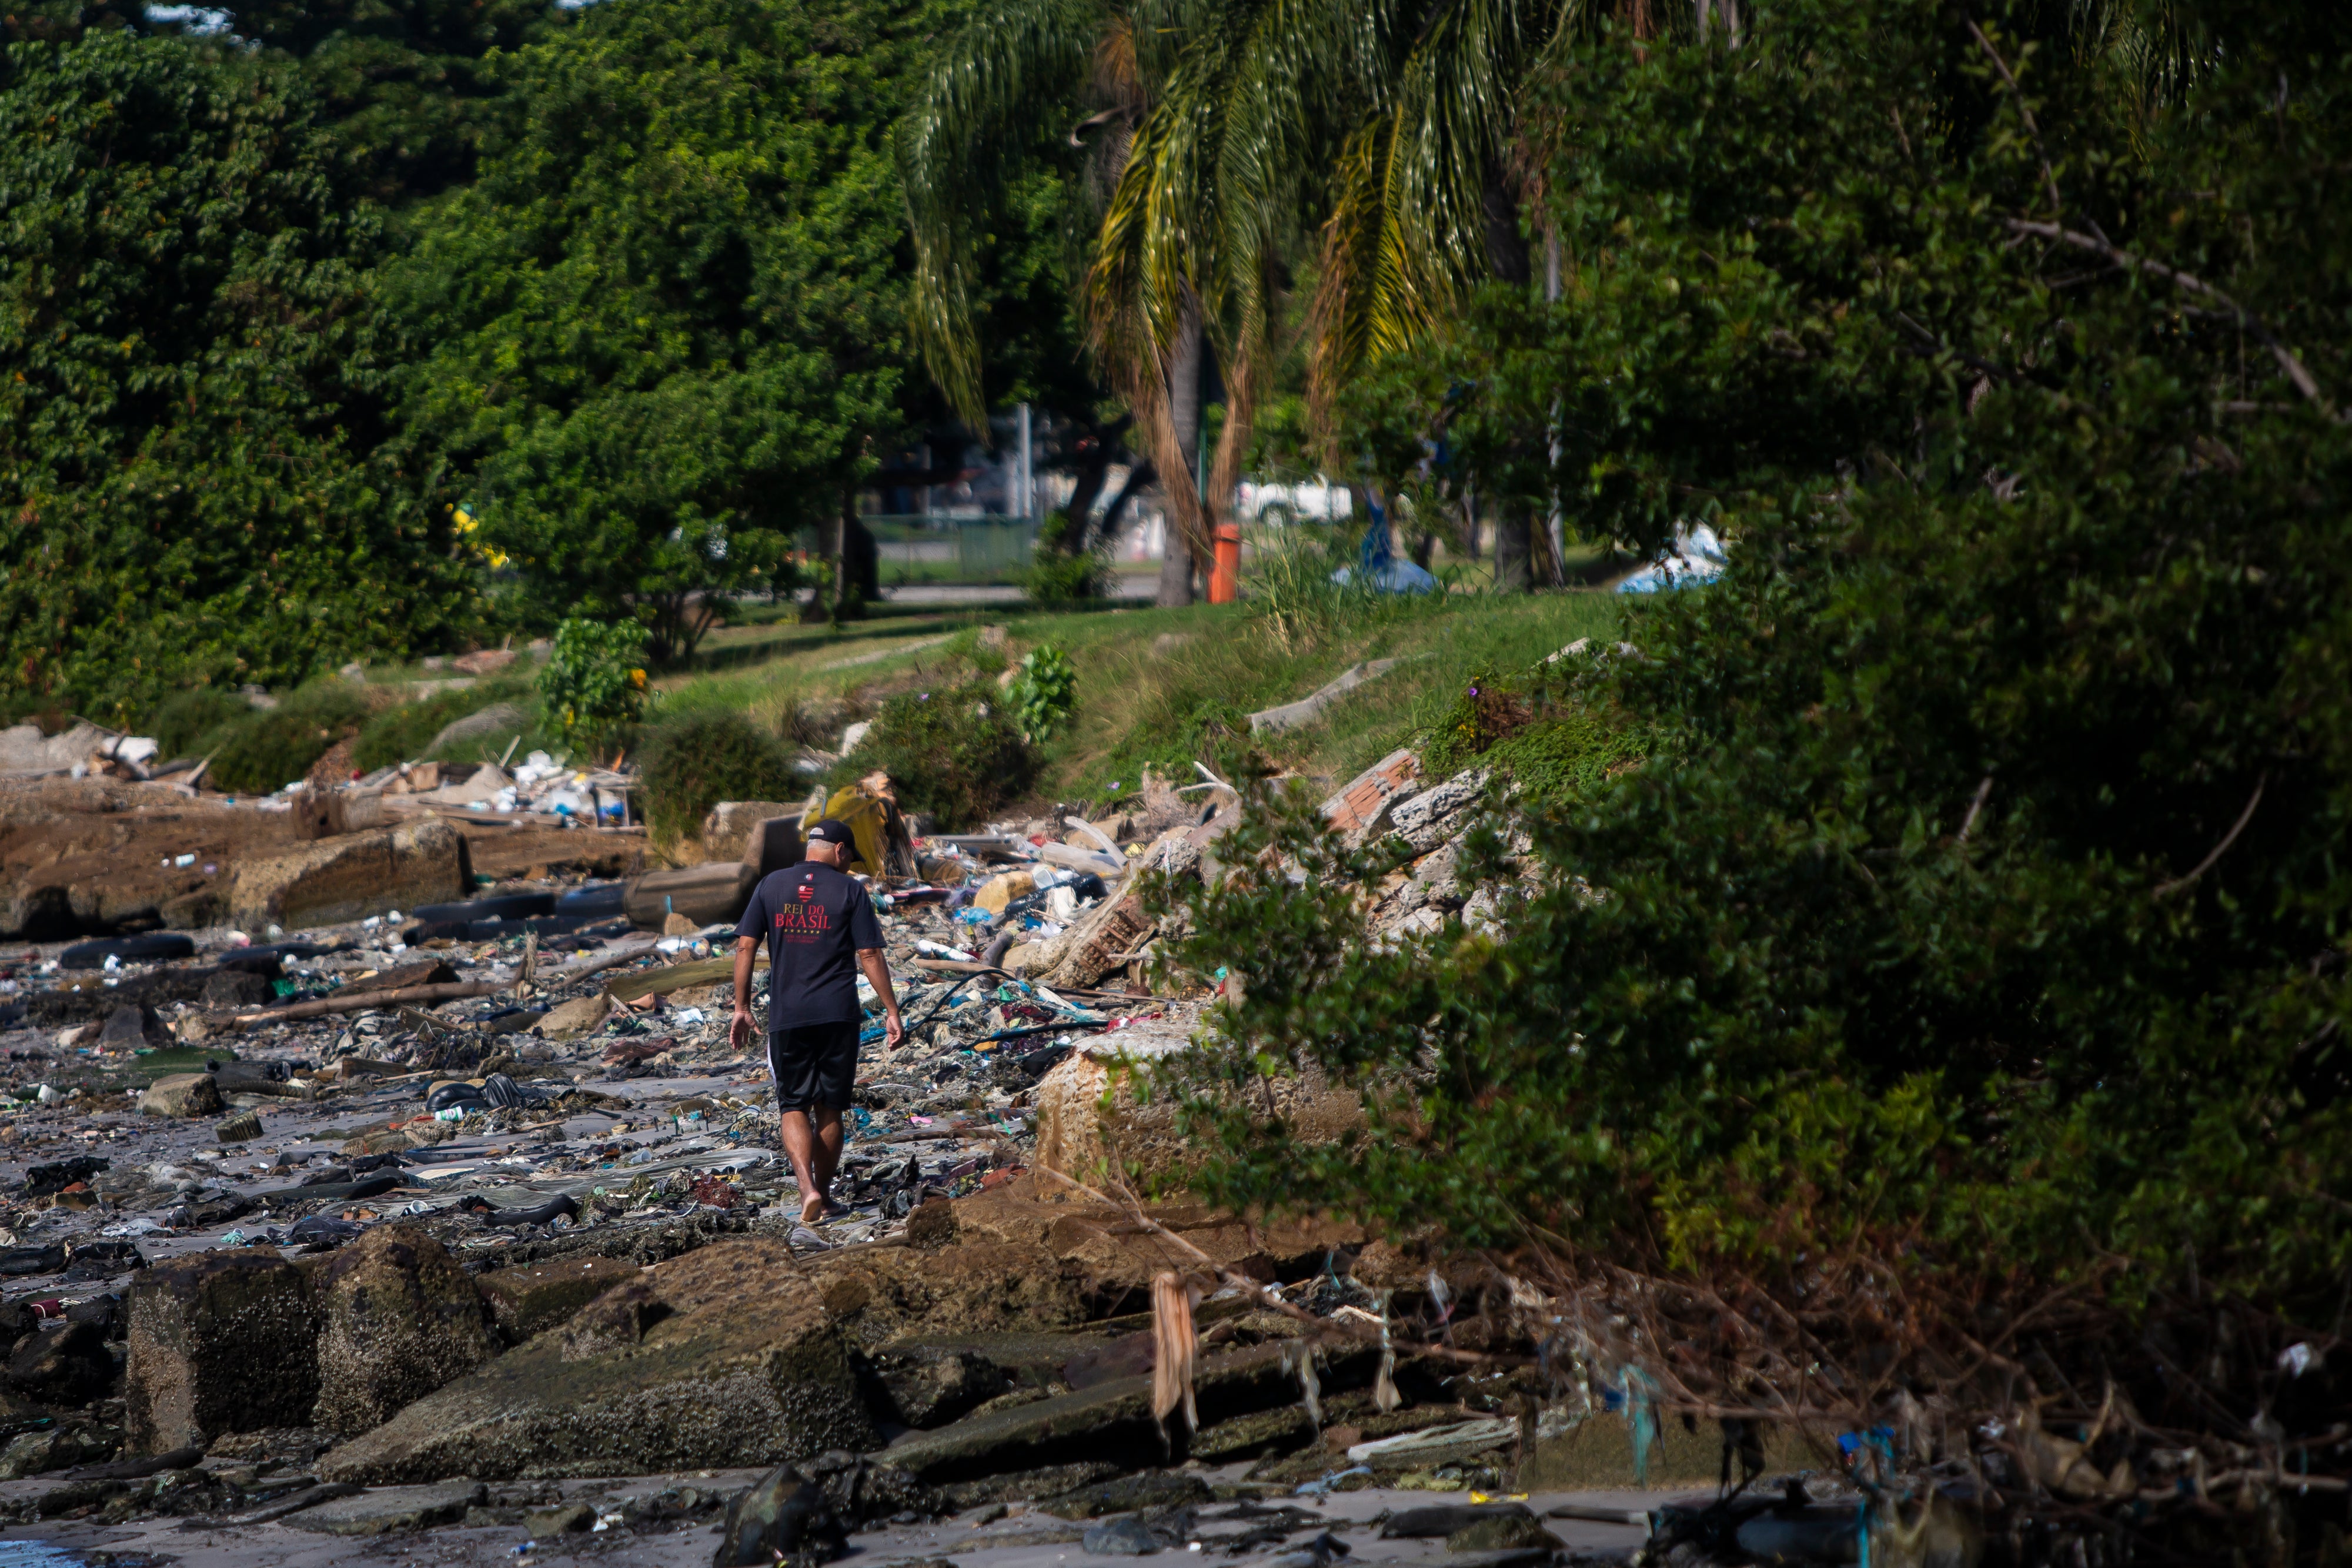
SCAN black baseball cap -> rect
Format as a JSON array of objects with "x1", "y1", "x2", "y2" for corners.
[{"x1": 806, "y1": 819, "x2": 854, "y2": 845}]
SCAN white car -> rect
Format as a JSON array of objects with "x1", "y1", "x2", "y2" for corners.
[{"x1": 1235, "y1": 477, "x2": 1354, "y2": 526}]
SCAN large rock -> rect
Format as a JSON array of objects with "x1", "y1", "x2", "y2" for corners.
[
  {"x1": 200, "y1": 968, "x2": 276, "y2": 1007},
  {"x1": 1030, "y1": 1030, "x2": 1362, "y2": 1192},
  {"x1": 0, "y1": 1426, "x2": 113, "y2": 1479},
  {"x1": 713, "y1": 1465, "x2": 847, "y2": 1567},
  {"x1": 476, "y1": 1255, "x2": 639, "y2": 1343},
  {"x1": 312, "y1": 1226, "x2": 499, "y2": 1437},
  {"x1": 704, "y1": 802, "x2": 800, "y2": 863},
  {"x1": 806, "y1": 1241, "x2": 1085, "y2": 1349},
  {"x1": 137, "y1": 1073, "x2": 223, "y2": 1118},
  {"x1": 867, "y1": 1330, "x2": 1114, "y2": 1428},
  {"x1": 98, "y1": 1004, "x2": 166, "y2": 1051},
  {"x1": 126, "y1": 1252, "x2": 319, "y2": 1453},
  {"x1": 228, "y1": 818, "x2": 471, "y2": 932},
  {"x1": 7, "y1": 1321, "x2": 116, "y2": 1405},
  {"x1": 318, "y1": 1240, "x2": 877, "y2": 1483},
  {"x1": 924, "y1": 1178, "x2": 1363, "y2": 1310}
]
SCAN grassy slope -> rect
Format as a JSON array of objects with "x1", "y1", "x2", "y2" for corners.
[{"x1": 656, "y1": 590, "x2": 1625, "y2": 811}]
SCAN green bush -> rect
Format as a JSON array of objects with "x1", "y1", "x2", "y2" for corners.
[
  {"x1": 837, "y1": 684, "x2": 1030, "y2": 829},
  {"x1": 1420, "y1": 665, "x2": 1646, "y2": 803},
  {"x1": 206, "y1": 683, "x2": 374, "y2": 795},
  {"x1": 538, "y1": 617, "x2": 650, "y2": 749},
  {"x1": 638, "y1": 711, "x2": 796, "y2": 841},
  {"x1": 1004, "y1": 644, "x2": 1077, "y2": 744},
  {"x1": 148, "y1": 687, "x2": 250, "y2": 761},
  {"x1": 1019, "y1": 512, "x2": 1107, "y2": 605}
]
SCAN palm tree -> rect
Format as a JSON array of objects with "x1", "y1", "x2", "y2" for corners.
[
  {"x1": 900, "y1": 0, "x2": 1226, "y2": 604},
  {"x1": 903, "y1": 0, "x2": 1763, "y2": 603}
]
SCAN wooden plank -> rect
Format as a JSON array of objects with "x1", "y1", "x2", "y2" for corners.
[{"x1": 604, "y1": 951, "x2": 763, "y2": 1003}]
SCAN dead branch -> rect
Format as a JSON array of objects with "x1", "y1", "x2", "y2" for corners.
[
  {"x1": 1966, "y1": 19, "x2": 2064, "y2": 216},
  {"x1": 2004, "y1": 220, "x2": 2330, "y2": 412},
  {"x1": 2153, "y1": 772, "x2": 2267, "y2": 900}
]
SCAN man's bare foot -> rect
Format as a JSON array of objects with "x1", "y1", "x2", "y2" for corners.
[{"x1": 800, "y1": 1193, "x2": 828, "y2": 1224}]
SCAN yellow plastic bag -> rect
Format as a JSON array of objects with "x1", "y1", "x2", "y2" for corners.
[{"x1": 804, "y1": 784, "x2": 894, "y2": 877}]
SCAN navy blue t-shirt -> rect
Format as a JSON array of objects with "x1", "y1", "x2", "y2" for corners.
[{"x1": 737, "y1": 861, "x2": 886, "y2": 1026}]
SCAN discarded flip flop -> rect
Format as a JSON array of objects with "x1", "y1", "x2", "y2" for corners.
[{"x1": 786, "y1": 1225, "x2": 835, "y2": 1251}]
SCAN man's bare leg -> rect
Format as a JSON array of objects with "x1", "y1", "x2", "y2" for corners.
[{"x1": 779, "y1": 1108, "x2": 846, "y2": 1223}]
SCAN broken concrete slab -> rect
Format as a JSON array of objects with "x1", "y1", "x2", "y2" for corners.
[
  {"x1": 318, "y1": 1240, "x2": 878, "y2": 1483},
  {"x1": 882, "y1": 1340, "x2": 1343, "y2": 1485},
  {"x1": 1030, "y1": 1042, "x2": 1364, "y2": 1199},
  {"x1": 283, "y1": 1479, "x2": 488, "y2": 1534},
  {"x1": 536, "y1": 993, "x2": 614, "y2": 1041},
  {"x1": 227, "y1": 817, "x2": 472, "y2": 932},
  {"x1": 312, "y1": 1226, "x2": 499, "y2": 1437},
  {"x1": 475, "y1": 1255, "x2": 639, "y2": 1343},
  {"x1": 126, "y1": 1251, "x2": 319, "y2": 1453},
  {"x1": 622, "y1": 861, "x2": 754, "y2": 931},
  {"x1": 137, "y1": 1073, "x2": 223, "y2": 1118},
  {"x1": 1388, "y1": 770, "x2": 1489, "y2": 855},
  {"x1": 1248, "y1": 658, "x2": 1412, "y2": 735}
]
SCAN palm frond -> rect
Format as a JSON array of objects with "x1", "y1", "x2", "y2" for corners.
[{"x1": 898, "y1": 0, "x2": 1107, "y2": 426}]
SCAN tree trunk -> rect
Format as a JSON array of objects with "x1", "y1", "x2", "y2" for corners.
[
  {"x1": 1158, "y1": 301, "x2": 1204, "y2": 607},
  {"x1": 833, "y1": 489, "x2": 878, "y2": 619},
  {"x1": 1494, "y1": 509, "x2": 1532, "y2": 593}
]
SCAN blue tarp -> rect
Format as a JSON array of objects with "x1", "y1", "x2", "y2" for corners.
[{"x1": 1617, "y1": 523, "x2": 1727, "y2": 593}]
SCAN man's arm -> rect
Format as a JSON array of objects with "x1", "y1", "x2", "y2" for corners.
[
  {"x1": 857, "y1": 949, "x2": 903, "y2": 1048},
  {"x1": 730, "y1": 936, "x2": 761, "y2": 1051}
]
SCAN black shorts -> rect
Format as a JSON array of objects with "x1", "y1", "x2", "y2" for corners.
[{"x1": 766, "y1": 1020, "x2": 861, "y2": 1114}]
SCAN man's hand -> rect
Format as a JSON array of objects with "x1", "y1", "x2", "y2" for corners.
[
  {"x1": 731, "y1": 935, "x2": 761, "y2": 1052},
  {"x1": 883, "y1": 1008, "x2": 904, "y2": 1049}
]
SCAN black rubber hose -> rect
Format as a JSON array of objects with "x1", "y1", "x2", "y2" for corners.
[{"x1": 458, "y1": 1192, "x2": 580, "y2": 1228}]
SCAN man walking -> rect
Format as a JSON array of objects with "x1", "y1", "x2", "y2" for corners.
[{"x1": 731, "y1": 819, "x2": 903, "y2": 1224}]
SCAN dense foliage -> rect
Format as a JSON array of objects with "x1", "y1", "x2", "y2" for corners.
[
  {"x1": 0, "y1": 32, "x2": 469, "y2": 716},
  {"x1": 1168, "y1": 0, "x2": 2352, "y2": 1330},
  {"x1": 390, "y1": 0, "x2": 950, "y2": 658},
  {"x1": 0, "y1": 0, "x2": 1090, "y2": 708},
  {"x1": 538, "y1": 619, "x2": 648, "y2": 750}
]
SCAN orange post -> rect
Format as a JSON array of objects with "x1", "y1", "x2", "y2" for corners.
[{"x1": 1209, "y1": 521, "x2": 1241, "y2": 604}]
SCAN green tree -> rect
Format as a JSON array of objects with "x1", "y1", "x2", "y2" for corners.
[
  {"x1": 1164, "y1": 0, "x2": 2352, "y2": 1449},
  {"x1": 222, "y1": 0, "x2": 557, "y2": 208},
  {"x1": 0, "y1": 30, "x2": 468, "y2": 717},
  {"x1": 395, "y1": 0, "x2": 980, "y2": 651}
]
